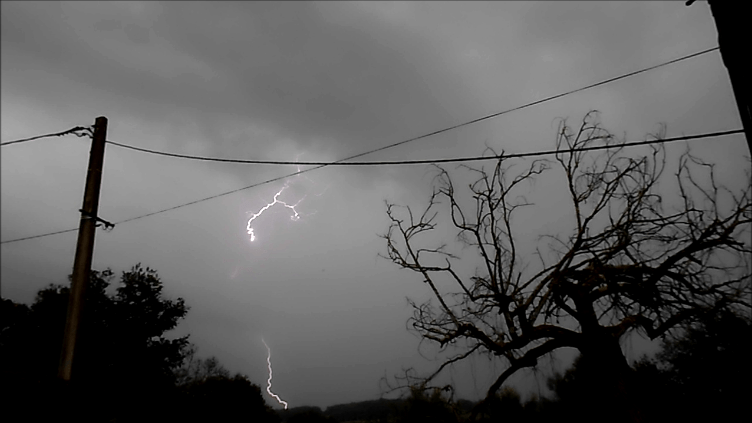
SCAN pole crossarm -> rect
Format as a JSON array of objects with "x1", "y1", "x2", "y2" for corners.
[{"x1": 78, "y1": 209, "x2": 115, "y2": 230}]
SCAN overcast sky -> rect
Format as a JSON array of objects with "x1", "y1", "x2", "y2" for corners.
[{"x1": 1, "y1": 1, "x2": 748, "y2": 410}]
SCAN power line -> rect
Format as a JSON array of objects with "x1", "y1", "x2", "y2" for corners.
[
  {"x1": 2, "y1": 128, "x2": 742, "y2": 244},
  {"x1": 116, "y1": 130, "x2": 738, "y2": 227},
  {"x1": 107, "y1": 129, "x2": 742, "y2": 166},
  {"x1": 1, "y1": 47, "x2": 720, "y2": 162},
  {"x1": 1, "y1": 228, "x2": 79, "y2": 244},
  {"x1": 105, "y1": 46, "x2": 720, "y2": 166},
  {"x1": 1, "y1": 126, "x2": 92, "y2": 146},
  {"x1": 0, "y1": 46, "x2": 725, "y2": 244},
  {"x1": 103, "y1": 128, "x2": 745, "y2": 224}
]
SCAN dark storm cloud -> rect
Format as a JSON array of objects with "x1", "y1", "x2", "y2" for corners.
[
  {"x1": 2, "y1": 1, "x2": 719, "y2": 165},
  {"x1": 156, "y1": 2, "x2": 471, "y2": 149},
  {"x1": 1, "y1": 2, "x2": 481, "y2": 160}
]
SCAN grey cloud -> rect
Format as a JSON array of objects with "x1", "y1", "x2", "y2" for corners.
[{"x1": 2, "y1": 1, "x2": 480, "y2": 161}]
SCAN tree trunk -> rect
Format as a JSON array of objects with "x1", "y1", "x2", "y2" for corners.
[{"x1": 577, "y1": 335, "x2": 645, "y2": 423}]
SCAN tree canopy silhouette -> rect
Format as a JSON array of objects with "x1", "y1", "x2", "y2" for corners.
[
  {"x1": 382, "y1": 111, "x2": 751, "y2": 421},
  {"x1": 541, "y1": 309, "x2": 752, "y2": 422},
  {"x1": 632, "y1": 309, "x2": 752, "y2": 422},
  {"x1": 177, "y1": 373, "x2": 281, "y2": 423},
  {"x1": 1, "y1": 264, "x2": 191, "y2": 421}
]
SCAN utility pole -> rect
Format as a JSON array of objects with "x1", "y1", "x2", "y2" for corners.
[
  {"x1": 58, "y1": 116, "x2": 108, "y2": 381},
  {"x1": 688, "y1": 0, "x2": 752, "y2": 154}
]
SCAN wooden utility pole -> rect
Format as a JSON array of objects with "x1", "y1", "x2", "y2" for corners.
[{"x1": 58, "y1": 116, "x2": 108, "y2": 381}]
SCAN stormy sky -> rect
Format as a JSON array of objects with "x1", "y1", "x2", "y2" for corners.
[{"x1": 1, "y1": 1, "x2": 748, "y2": 410}]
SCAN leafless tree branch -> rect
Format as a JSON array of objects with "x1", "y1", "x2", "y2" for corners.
[{"x1": 381, "y1": 111, "x2": 752, "y2": 417}]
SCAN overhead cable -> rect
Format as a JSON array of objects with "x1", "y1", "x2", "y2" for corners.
[
  {"x1": 0, "y1": 228, "x2": 79, "y2": 244},
  {"x1": 0, "y1": 46, "x2": 724, "y2": 244},
  {"x1": 2, "y1": 128, "x2": 742, "y2": 244},
  {"x1": 107, "y1": 129, "x2": 742, "y2": 166},
  {"x1": 65, "y1": 128, "x2": 752, "y2": 227},
  {"x1": 1, "y1": 126, "x2": 92, "y2": 146},
  {"x1": 106, "y1": 46, "x2": 720, "y2": 165}
]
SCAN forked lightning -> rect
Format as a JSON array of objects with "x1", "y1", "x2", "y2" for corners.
[
  {"x1": 246, "y1": 182, "x2": 305, "y2": 242},
  {"x1": 262, "y1": 338, "x2": 288, "y2": 409}
]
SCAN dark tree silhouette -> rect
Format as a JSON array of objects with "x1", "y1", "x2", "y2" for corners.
[
  {"x1": 177, "y1": 374, "x2": 281, "y2": 423},
  {"x1": 285, "y1": 408, "x2": 337, "y2": 423},
  {"x1": 542, "y1": 309, "x2": 752, "y2": 422},
  {"x1": 544, "y1": 353, "x2": 648, "y2": 421},
  {"x1": 391, "y1": 386, "x2": 461, "y2": 423},
  {"x1": 382, "y1": 111, "x2": 751, "y2": 422},
  {"x1": 471, "y1": 386, "x2": 526, "y2": 423},
  {"x1": 322, "y1": 398, "x2": 403, "y2": 422},
  {"x1": 1, "y1": 264, "x2": 191, "y2": 422},
  {"x1": 175, "y1": 351, "x2": 231, "y2": 387},
  {"x1": 633, "y1": 309, "x2": 752, "y2": 422}
]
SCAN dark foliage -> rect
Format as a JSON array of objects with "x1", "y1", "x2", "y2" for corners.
[
  {"x1": 633, "y1": 310, "x2": 752, "y2": 422},
  {"x1": 2, "y1": 266, "x2": 192, "y2": 421},
  {"x1": 538, "y1": 310, "x2": 752, "y2": 423},
  {"x1": 0, "y1": 264, "x2": 276, "y2": 423},
  {"x1": 286, "y1": 408, "x2": 337, "y2": 423},
  {"x1": 323, "y1": 398, "x2": 403, "y2": 422},
  {"x1": 176, "y1": 374, "x2": 281, "y2": 423},
  {"x1": 175, "y1": 352, "x2": 231, "y2": 386},
  {"x1": 544, "y1": 353, "x2": 645, "y2": 423},
  {"x1": 480, "y1": 387, "x2": 525, "y2": 422},
  {"x1": 390, "y1": 387, "x2": 461, "y2": 423}
]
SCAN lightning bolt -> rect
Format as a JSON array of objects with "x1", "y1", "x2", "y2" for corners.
[
  {"x1": 246, "y1": 156, "x2": 322, "y2": 242},
  {"x1": 246, "y1": 181, "x2": 305, "y2": 242},
  {"x1": 262, "y1": 338, "x2": 288, "y2": 409}
]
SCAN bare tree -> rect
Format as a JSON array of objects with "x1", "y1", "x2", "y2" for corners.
[
  {"x1": 382, "y1": 111, "x2": 751, "y2": 422},
  {"x1": 175, "y1": 347, "x2": 230, "y2": 387}
]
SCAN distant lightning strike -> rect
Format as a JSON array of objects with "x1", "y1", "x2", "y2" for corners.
[
  {"x1": 262, "y1": 338, "x2": 288, "y2": 409},
  {"x1": 246, "y1": 181, "x2": 305, "y2": 242}
]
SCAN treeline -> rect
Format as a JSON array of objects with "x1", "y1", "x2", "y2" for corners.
[
  {"x1": 0, "y1": 265, "x2": 278, "y2": 423},
  {"x1": 279, "y1": 309, "x2": 751, "y2": 423},
  {"x1": 2, "y1": 265, "x2": 750, "y2": 422}
]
